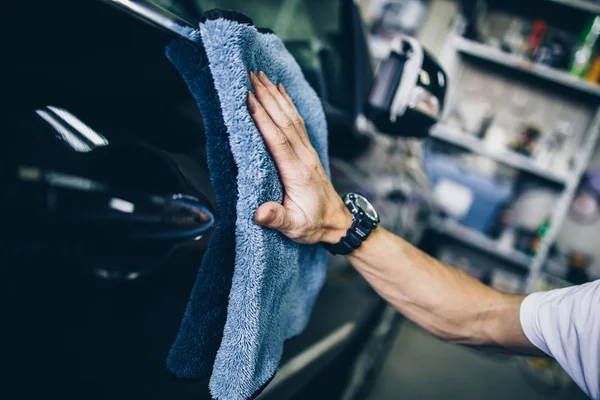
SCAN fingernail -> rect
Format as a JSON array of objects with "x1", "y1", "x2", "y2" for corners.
[
  {"x1": 258, "y1": 71, "x2": 272, "y2": 86},
  {"x1": 268, "y1": 208, "x2": 276, "y2": 221},
  {"x1": 251, "y1": 72, "x2": 267, "y2": 89}
]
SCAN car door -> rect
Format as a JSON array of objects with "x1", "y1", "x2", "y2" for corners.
[{"x1": 3, "y1": 1, "x2": 397, "y2": 399}]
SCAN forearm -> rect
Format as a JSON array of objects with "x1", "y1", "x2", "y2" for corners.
[{"x1": 348, "y1": 228, "x2": 538, "y2": 353}]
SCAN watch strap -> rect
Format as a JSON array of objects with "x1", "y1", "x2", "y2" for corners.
[{"x1": 322, "y1": 219, "x2": 374, "y2": 255}]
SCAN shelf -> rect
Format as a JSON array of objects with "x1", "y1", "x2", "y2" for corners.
[
  {"x1": 430, "y1": 124, "x2": 570, "y2": 184},
  {"x1": 431, "y1": 217, "x2": 532, "y2": 269},
  {"x1": 453, "y1": 37, "x2": 600, "y2": 98},
  {"x1": 547, "y1": 0, "x2": 600, "y2": 14},
  {"x1": 540, "y1": 271, "x2": 574, "y2": 288}
]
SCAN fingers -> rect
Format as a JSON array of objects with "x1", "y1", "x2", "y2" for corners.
[
  {"x1": 256, "y1": 72, "x2": 311, "y2": 148},
  {"x1": 250, "y1": 73, "x2": 306, "y2": 152},
  {"x1": 254, "y1": 202, "x2": 293, "y2": 232},
  {"x1": 276, "y1": 82, "x2": 297, "y2": 111},
  {"x1": 247, "y1": 92, "x2": 296, "y2": 164},
  {"x1": 249, "y1": 73, "x2": 303, "y2": 149},
  {"x1": 257, "y1": 72, "x2": 294, "y2": 116},
  {"x1": 276, "y1": 82, "x2": 312, "y2": 147},
  {"x1": 257, "y1": 72, "x2": 305, "y2": 133}
]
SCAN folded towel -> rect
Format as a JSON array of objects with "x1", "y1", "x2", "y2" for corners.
[
  {"x1": 165, "y1": 31, "x2": 238, "y2": 379},
  {"x1": 202, "y1": 11, "x2": 329, "y2": 400},
  {"x1": 166, "y1": 10, "x2": 330, "y2": 399}
]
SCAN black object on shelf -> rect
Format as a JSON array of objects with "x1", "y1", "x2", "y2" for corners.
[
  {"x1": 365, "y1": 37, "x2": 447, "y2": 138},
  {"x1": 459, "y1": 0, "x2": 486, "y2": 42},
  {"x1": 566, "y1": 252, "x2": 591, "y2": 284}
]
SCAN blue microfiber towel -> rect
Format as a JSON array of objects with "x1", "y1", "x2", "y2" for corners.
[
  {"x1": 203, "y1": 14, "x2": 330, "y2": 400},
  {"x1": 166, "y1": 10, "x2": 330, "y2": 400},
  {"x1": 165, "y1": 30, "x2": 238, "y2": 379},
  {"x1": 165, "y1": 11, "x2": 330, "y2": 399}
]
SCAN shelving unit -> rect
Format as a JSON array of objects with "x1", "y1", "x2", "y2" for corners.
[
  {"x1": 432, "y1": 14, "x2": 600, "y2": 292},
  {"x1": 453, "y1": 37, "x2": 600, "y2": 98},
  {"x1": 525, "y1": 109, "x2": 600, "y2": 289},
  {"x1": 547, "y1": 0, "x2": 600, "y2": 14},
  {"x1": 431, "y1": 124, "x2": 569, "y2": 184},
  {"x1": 431, "y1": 217, "x2": 531, "y2": 269}
]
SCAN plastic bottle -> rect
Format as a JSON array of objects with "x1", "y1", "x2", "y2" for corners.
[
  {"x1": 570, "y1": 16, "x2": 600, "y2": 77},
  {"x1": 585, "y1": 55, "x2": 600, "y2": 83}
]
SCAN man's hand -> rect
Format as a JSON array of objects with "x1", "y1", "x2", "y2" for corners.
[{"x1": 247, "y1": 71, "x2": 352, "y2": 244}]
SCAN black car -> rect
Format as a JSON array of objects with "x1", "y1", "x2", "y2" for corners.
[{"x1": 4, "y1": 1, "x2": 439, "y2": 398}]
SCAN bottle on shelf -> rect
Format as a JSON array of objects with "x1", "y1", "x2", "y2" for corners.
[
  {"x1": 508, "y1": 125, "x2": 542, "y2": 157},
  {"x1": 535, "y1": 30, "x2": 574, "y2": 70},
  {"x1": 585, "y1": 54, "x2": 600, "y2": 83},
  {"x1": 536, "y1": 120, "x2": 573, "y2": 170},
  {"x1": 570, "y1": 16, "x2": 600, "y2": 78},
  {"x1": 526, "y1": 20, "x2": 548, "y2": 60},
  {"x1": 566, "y1": 252, "x2": 590, "y2": 285},
  {"x1": 530, "y1": 218, "x2": 550, "y2": 254},
  {"x1": 501, "y1": 18, "x2": 527, "y2": 56}
]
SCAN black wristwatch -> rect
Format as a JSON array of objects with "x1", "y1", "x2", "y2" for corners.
[{"x1": 322, "y1": 193, "x2": 380, "y2": 255}]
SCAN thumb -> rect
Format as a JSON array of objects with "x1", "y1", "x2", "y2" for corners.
[{"x1": 254, "y1": 201, "x2": 292, "y2": 232}]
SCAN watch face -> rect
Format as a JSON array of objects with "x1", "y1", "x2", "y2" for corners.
[{"x1": 354, "y1": 193, "x2": 379, "y2": 222}]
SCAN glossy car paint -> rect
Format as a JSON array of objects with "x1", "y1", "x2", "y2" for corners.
[{"x1": 3, "y1": 1, "x2": 410, "y2": 399}]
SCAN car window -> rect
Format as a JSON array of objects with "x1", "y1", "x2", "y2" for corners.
[
  {"x1": 153, "y1": 0, "x2": 340, "y2": 41},
  {"x1": 151, "y1": 0, "x2": 371, "y2": 120}
]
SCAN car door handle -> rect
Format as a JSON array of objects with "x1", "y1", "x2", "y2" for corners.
[
  {"x1": 1, "y1": 165, "x2": 216, "y2": 280},
  {"x1": 2, "y1": 164, "x2": 215, "y2": 240}
]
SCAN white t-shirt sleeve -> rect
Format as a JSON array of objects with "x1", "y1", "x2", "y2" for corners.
[{"x1": 520, "y1": 280, "x2": 600, "y2": 399}]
